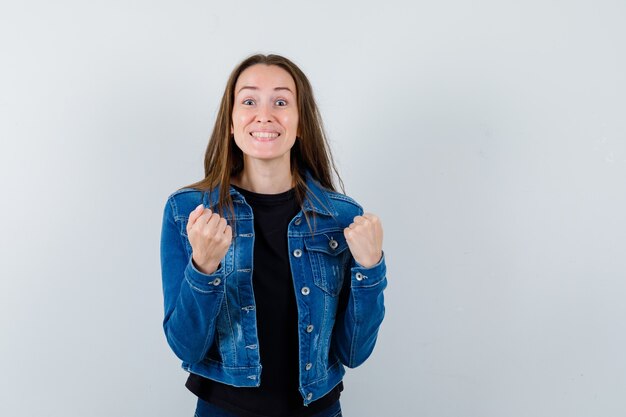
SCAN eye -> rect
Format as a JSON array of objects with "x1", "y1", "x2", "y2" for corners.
[
  {"x1": 242, "y1": 99, "x2": 255, "y2": 105},
  {"x1": 275, "y1": 99, "x2": 287, "y2": 106}
]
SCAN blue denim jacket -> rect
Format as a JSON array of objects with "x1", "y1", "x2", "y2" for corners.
[{"x1": 160, "y1": 173, "x2": 387, "y2": 406}]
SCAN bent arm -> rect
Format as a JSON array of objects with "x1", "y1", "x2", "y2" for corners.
[
  {"x1": 160, "y1": 197, "x2": 225, "y2": 364},
  {"x1": 331, "y1": 253, "x2": 387, "y2": 368}
]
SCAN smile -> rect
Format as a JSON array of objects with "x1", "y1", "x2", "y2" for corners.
[{"x1": 250, "y1": 131, "x2": 280, "y2": 139}]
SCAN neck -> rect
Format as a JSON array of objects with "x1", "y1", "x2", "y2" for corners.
[{"x1": 233, "y1": 158, "x2": 294, "y2": 194}]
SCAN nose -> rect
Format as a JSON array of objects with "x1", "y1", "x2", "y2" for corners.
[{"x1": 256, "y1": 101, "x2": 273, "y2": 123}]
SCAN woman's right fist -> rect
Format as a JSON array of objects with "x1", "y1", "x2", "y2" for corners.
[{"x1": 186, "y1": 204, "x2": 233, "y2": 275}]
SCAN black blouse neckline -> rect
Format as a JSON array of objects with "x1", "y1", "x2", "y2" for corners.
[{"x1": 232, "y1": 184, "x2": 296, "y2": 205}]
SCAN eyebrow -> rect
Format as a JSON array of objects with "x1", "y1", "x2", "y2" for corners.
[{"x1": 236, "y1": 86, "x2": 294, "y2": 95}]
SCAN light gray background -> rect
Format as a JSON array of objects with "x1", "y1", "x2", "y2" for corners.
[{"x1": 1, "y1": 1, "x2": 625, "y2": 416}]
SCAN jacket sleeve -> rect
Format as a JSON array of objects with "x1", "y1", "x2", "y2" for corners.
[
  {"x1": 160, "y1": 196, "x2": 226, "y2": 364},
  {"x1": 331, "y1": 251, "x2": 387, "y2": 369}
]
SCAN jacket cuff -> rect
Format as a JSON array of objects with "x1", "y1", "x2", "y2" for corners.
[
  {"x1": 184, "y1": 256, "x2": 226, "y2": 293},
  {"x1": 351, "y1": 252, "x2": 387, "y2": 288}
]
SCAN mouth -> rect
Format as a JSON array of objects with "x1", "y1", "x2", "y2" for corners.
[{"x1": 250, "y1": 131, "x2": 280, "y2": 141}]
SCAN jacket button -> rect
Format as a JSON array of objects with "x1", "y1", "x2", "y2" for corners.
[
  {"x1": 306, "y1": 324, "x2": 314, "y2": 333},
  {"x1": 293, "y1": 249, "x2": 303, "y2": 258},
  {"x1": 212, "y1": 278, "x2": 221, "y2": 286},
  {"x1": 294, "y1": 218, "x2": 302, "y2": 225},
  {"x1": 306, "y1": 393, "x2": 313, "y2": 400},
  {"x1": 329, "y1": 239, "x2": 338, "y2": 250},
  {"x1": 355, "y1": 272, "x2": 364, "y2": 281},
  {"x1": 305, "y1": 362, "x2": 312, "y2": 371},
  {"x1": 301, "y1": 286, "x2": 310, "y2": 296}
]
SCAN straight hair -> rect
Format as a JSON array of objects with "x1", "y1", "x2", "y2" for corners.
[{"x1": 181, "y1": 54, "x2": 344, "y2": 225}]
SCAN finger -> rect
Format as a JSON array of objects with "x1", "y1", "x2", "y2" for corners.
[
  {"x1": 363, "y1": 213, "x2": 380, "y2": 230},
  {"x1": 192, "y1": 208, "x2": 213, "y2": 228},
  {"x1": 363, "y1": 212, "x2": 383, "y2": 240},
  {"x1": 199, "y1": 208, "x2": 213, "y2": 223},
  {"x1": 362, "y1": 212, "x2": 378, "y2": 222},
  {"x1": 344, "y1": 227, "x2": 353, "y2": 240},
  {"x1": 352, "y1": 215, "x2": 365, "y2": 224},
  {"x1": 187, "y1": 204, "x2": 205, "y2": 232},
  {"x1": 356, "y1": 215, "x2": 376, "y2": 230},
  {"x1": 204, "y1": 212, "x2": 223, "y2": 234},
  {"x1": 216, "y1": 217, "x2": 228, "y2": 234},
  {"x1": 192, "y1": 209, "x2": 213, "y2": 235},
  {"x1": 222, "y1": 227, "x2": 233, "y2": 248}
]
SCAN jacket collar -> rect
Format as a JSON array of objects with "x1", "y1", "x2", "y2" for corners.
[
  {"x1": 203, "y1": 171, "x2": 337, "y2": 217},
  {"x1": 301, "y1": 171, "x2": 337, "y2": 216}
]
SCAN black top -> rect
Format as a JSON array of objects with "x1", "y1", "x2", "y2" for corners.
[{"x1": 186, "y1": 185, "x2": 342, "y2": 417}]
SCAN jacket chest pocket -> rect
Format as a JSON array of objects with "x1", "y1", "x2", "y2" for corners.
[{"x1": 304, "y1": 232, "x2": 349, "y2": 296}]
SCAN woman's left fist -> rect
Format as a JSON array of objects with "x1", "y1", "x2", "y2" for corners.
[{"x1": 344, "y1": 213, "x2": 384, "y2": 268}]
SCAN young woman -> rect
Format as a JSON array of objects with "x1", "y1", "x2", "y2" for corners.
[{"x1": 160, "y1": 54, "x2": 387, "y2": 417}]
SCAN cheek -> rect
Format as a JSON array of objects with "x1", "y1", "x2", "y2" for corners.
[
  {"x1": 232, "y1": 110, "x2": 252, "y2": 128},
  {"x1": 283, "y1": 113, "x2": 299, "y2": 130}
]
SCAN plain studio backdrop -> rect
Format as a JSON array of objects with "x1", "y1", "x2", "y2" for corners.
[{"x1": 1, "y1": 1, "x2": 625, "y2": 416}]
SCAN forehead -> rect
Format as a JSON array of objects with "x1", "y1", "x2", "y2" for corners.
[{"x1": 235, "y1": 64, "x2": 296, "y2": 93}]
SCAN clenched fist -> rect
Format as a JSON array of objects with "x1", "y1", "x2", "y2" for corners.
[
  {"x1": 344, "y1": 213, "x2": 384, "y2": 269},
  {"x1": 187, "y1": 204, "x2": 233, "y2": 275}
]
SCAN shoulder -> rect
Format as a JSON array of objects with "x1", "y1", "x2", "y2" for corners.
[
  {"x1": 304, "y1": 173, "x2": 364, "y2": 221},
  {"x1": 323, "y1": 188, "x2": 364, "y2": 220},
  {"x1": 163, "y1": 187, "x2": 209, "y2": 221}
]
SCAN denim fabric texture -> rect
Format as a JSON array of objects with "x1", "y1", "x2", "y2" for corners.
[
  {"x1": 194, "y1": 398, "x2": 342, "y2": 417},
  {"x1": 160, "y1": 172, "x2": 387, "y2": 406}
]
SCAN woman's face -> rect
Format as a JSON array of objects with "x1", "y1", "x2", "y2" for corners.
[{"x1": 231, "y1": 64, "x2": 299, "y2": 167}]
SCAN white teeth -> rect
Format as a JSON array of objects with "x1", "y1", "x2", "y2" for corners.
[{"x1": 251, "y1": 131, "x2": 279, "y2": 138}]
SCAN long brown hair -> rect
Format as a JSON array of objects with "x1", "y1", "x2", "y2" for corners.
[{"x1": 181, "y1": 53, "x2": 343, "y2": 219}]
